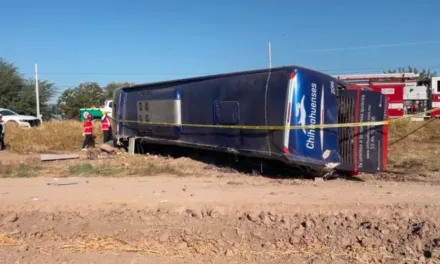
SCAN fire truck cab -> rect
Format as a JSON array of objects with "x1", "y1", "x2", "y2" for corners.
[
  {"x1": 417, "y1": 77, "x2": 440, "y2": 118},
  {"x1": 333, "y1": 73, "x2": 420, "y2": 119}
]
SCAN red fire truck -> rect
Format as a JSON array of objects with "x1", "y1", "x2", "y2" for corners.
[
  {"x1": 333, "y1": 73, "x2": 419, "y2": 118},
  {"x1": 416, "y1": 76, "x2": 440, "y2": 117}
]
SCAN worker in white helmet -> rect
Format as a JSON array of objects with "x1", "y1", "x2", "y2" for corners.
[{"x1": 101, "y1": 111, "x2": 112, "y2": 143}]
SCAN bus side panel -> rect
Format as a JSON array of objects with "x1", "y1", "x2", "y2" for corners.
[
  {"x1": 177, "y1": 70, "x2": 289, "y2": 156},
  {"x1": 116, "y1": 69, "x2": 291, "y2": 159}
]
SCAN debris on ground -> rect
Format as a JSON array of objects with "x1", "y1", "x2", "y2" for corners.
[
  {"x1": 99, "y1": 144, "x2": 118, "y2": 154},
  {"x1": 40, "y1": 154, "x2": 80, "y2": 162},
  {"x1": 46, "y1": 179, "x2": 89, "y2": 186},
  {"x1": 87, "y1": 150, "x2": 112, "y2": 160},
  {"x1": 86, "y1": 144, "x2": 122, "y2": 160}
]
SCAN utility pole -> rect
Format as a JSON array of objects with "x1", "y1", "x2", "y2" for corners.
[
  {"x1": 268, "y1": 42, "x2": 272, "y2": 69},
  {"x1": 34, "y1": 64, "x2": 41, "y2": 119}
]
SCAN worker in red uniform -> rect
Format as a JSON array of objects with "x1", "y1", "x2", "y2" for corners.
[
  {"x1": 101, "y1": 111, "x2": 112, "y2": 143},
  {"x1": 411, "y1": 101, "x2": 419, "y2": 114},
  {"x1": 81, "y1": 113, "x2": 93, "y2": 150}
]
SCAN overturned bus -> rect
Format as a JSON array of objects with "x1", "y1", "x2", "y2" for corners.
[{"x1": 111, "y1": 66, "x2": 388, "y2": 178}]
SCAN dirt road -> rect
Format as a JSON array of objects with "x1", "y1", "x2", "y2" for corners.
[{"x1": 1, "y1": 174, "x2": 440, "y2": 264}]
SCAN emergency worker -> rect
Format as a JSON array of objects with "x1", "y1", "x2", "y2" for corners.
[
  {"x1": 101, "y1": 111, "x2": 112, "y2": 143},
  {"x1": 410, "y1": 101, "x2": 417, "y2": 114},
  {"x1": 81, "y1": 113, "x2": 93, "y2": 150},
  {"x1": 413, "y1": 101, "x2": 420, "y2": 113}
]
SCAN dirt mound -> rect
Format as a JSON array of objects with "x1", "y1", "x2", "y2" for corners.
[{"x1": 0, "y1": 205, "x2": 439, "y2": 264}]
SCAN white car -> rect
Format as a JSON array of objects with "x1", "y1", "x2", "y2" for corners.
[{"x1": 0, "y1": 108, "x2": 42, "y2": 128}]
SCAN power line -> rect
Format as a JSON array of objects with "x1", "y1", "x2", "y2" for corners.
[
  {"x1": 44, "y1": 63, "x2": 440, "y2": 98},
  {"x1": 29, "y1": 62, "x2": 440, "y2": 94},
  {"x1": 24, "y1": 64, "x2": 440, "y2": 78},
  {"x1": 19, "y1": 39, "x2": 440, "y2": 76},
  {"x1": 33, "y1": 64, "x2": 440, "y2": 88},
  {"x1": 295, "y1": 40, "x2": 440, "y2": 53}
]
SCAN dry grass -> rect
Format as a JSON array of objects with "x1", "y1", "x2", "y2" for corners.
[
  {"x1": 7, "y1": 119, "x2": 436, "y2": 153},
  {"x1": 5, "y1": 120, "x2": 103, "y2": 153},
  {"x1": 60, "y1": 233, "x2": 331, "y2": 260},
  {"x1": 0, "y1": 119, "x2": 226, "y2": 178},
  {"x1": 387, "y1": 118, "x2": 440, "y2": 173},
  {"x1": 0, "y1": 232, "x2": 18, "y2": 246},
  {"x1": 61, "y1": 234, "x2": 183, "y2": 256},
  {"x1": 57, "y1": 233, "x2": 406, "y2": 263},
  {"x1": 388, "y1": 118, "x2": 439, "y2": 142},
  {"x1": 3, "y1": 119, "x2": 440, "y2": 178}
]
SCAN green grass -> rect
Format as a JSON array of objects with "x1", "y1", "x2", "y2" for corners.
[
  {"x1": 0, "y1": 160, "x2": 187, "y2": 178},
  {"x1": 0, "y1": 163, "x2": 41, "y2": 178},
  {"x1": 66, "y1": 161, "x2": 186, "y2": 177},
  {"x1": 67, "y1": 163, "x2": 121, "y2": 176},
  {"x1": 127, "y1": 163, "x2": 185, "y2": 176}
]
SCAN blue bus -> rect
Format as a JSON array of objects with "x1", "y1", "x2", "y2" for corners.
[{"x1": 111, "y1": 66, "x2": 388, "y2": 177}]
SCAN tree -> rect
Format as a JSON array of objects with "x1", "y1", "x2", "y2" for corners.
[
  {"x1": 12, "y1": 78, "x2": 57, "y2": 120},
  {"x1": 104, "y1": 82, "x2": 135, "y2": 99},
  {"x1": 0, "y1": 58, "x2": 57, "y2": 120},
  {"x1": 385, "y1": 66, "x2": 437, "y2": 80},
  {"x1": 0, "y1": 58, "x2": 24, "y2": 110},
  {"x1": 57, "y1": 82, "x2": 105, "y2": 119},
  {"x1": 46, "y1": 104, "x2": 62, "y2": 120}
]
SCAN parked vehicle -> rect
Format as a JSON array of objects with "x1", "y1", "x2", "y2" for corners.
[
  {"x1": 334, "y1": 73, "x2": 420, "y2": 119},
  {"x1": 0, "y1": 108, "x2": 42, "y2": 128},
  {"x1": 334, "y1": 73, "x2": 440, "y2": 120},
  {"x1": 112, "y1": 66, "x2": 388, "y2": 177},
  {"x1": 79, "y1": 100, "x2": 113, "y2": 121}
]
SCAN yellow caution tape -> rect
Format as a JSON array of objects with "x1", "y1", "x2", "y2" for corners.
[
  {"x1": 118, "y1": 119, "x2": 387, "y2": 130},
  {"x1": 110, "y1": 107, "x2": 440, "y2": 131}
]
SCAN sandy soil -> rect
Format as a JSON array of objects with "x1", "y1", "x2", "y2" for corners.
[
  {"x1": 0, "y1": 175, "x2": 440, "y2": 264},
  {"x1": 1, "y1": 151, "x2": 440, "y2": 264}
]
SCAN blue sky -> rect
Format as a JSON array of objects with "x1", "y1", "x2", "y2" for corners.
[{"x1": 1, "y1": 0, "x2": 440, "y2": 102}]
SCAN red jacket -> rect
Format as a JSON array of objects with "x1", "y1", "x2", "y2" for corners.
[
  {"x1": 83, "y1": 120, "x2": 93, "y2": 135},
  {"x1": 102, "y1": 116, "x2": 111, "y2": 131}
]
